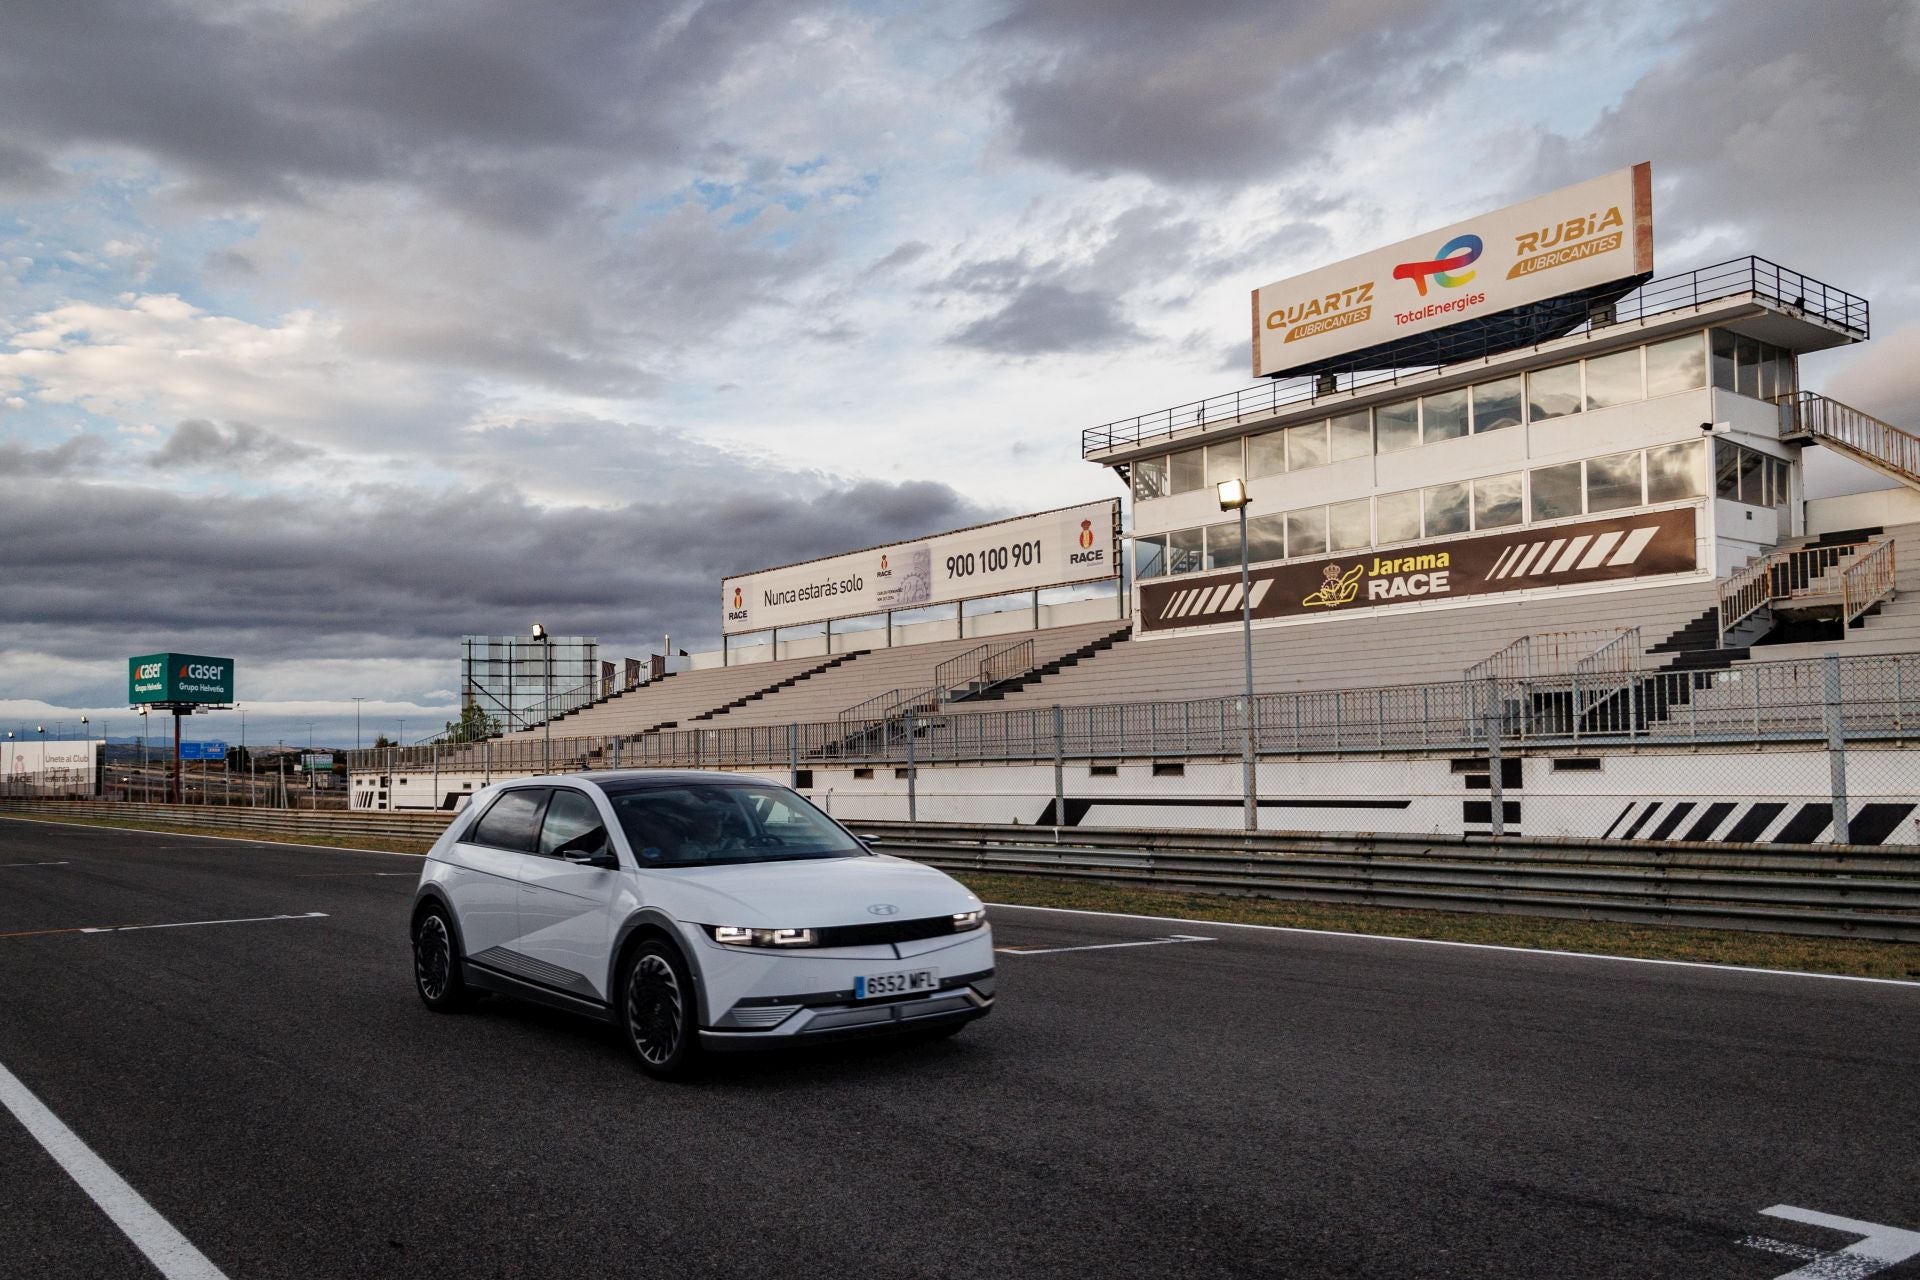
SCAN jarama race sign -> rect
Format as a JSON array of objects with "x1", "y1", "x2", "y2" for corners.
[
  {"x1": 1138, "y1": 507, "x2": 1698, "y2": 633},
  {"x1": 128, "y1": 653, "x2": 236, "y2": 705},
  {"x1": 1251, "y1": 163, "x2": 1653, "y2": 377}
]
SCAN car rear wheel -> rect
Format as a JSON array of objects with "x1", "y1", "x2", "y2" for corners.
[
  {"x1": 412, "y1": 907, "x2": 471, "y2": 1012},
  {"x1": 624, "y1": 941, "x2": 700, "y2": 1080}
]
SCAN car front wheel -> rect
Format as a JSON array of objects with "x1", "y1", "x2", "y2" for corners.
[{"x1": 624, "y1": 941, "x2": 700, "y2": 1080}]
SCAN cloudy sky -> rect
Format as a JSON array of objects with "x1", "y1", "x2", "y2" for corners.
[{"x1": 2, "y1": 0, "x2": 1918, "y2": 747}]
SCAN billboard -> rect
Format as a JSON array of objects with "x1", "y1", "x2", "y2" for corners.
[
  {"x1": 722, "y1": 500, "x2": 1120, "y2": 635},
  {"x1": 2, "y1": 740, "x2": 98, "y2": 788},
  {"x1": 1138, "y1": 507, "x2": 1697, "y2": 633},
  {"x1": 1251, "y1": 163, "x2": 1653, "y2": 377},
  {"x1": 129, "y1": 653, "x2": 236, "y2": 706}
]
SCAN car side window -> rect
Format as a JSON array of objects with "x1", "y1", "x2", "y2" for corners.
[
  {"x1": 467, "y1": 788, "x2": 549, "y2": 852},
  {"x1": 538, "y1": 790, "x2": 609, "y2": 859}
]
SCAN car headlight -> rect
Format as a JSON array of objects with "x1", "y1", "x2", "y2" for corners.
[
  {"x1": 952, "y1": 908, "x2": 986, "y2": 930},
  {"x1": 707, "y1": 925, "x2": 818, "y2": 948}
]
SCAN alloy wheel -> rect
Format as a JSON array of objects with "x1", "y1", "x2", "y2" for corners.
[
  {"x1": 415, "y1": 913, "x2": 451, "y2": 1002},
  {"x1": 627, "y1": 953, "x2": 684, "y2": 1066}
]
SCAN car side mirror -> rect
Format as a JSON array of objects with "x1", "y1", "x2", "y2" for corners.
[
  {"x1": 860, "y1": 836, "x2": 883, "y2": 851},
  {"x1": 559, "y1": 830, "x2": 618, "y2": 869}
]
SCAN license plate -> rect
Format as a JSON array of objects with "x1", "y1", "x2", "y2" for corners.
[{"x1": 855, "y1": 968, "x2": 937, "y2": 1000}]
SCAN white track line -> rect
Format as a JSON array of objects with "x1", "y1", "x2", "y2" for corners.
[
  {"x1": 999, "y1": 934, "x2": 1214, "y2": 956},
  {"x1": 80, "y1": 912, "x2": 328, "y2": 935},
  {"x1": 984, "y1": 903, "x2": 1920, "y2": 989},
  {"x1": 0, "y1": 1058, "x2": 230, "y2": 1280},
  {"x1": 0, "y1": 860, "x2": 70, "y2": 868}
]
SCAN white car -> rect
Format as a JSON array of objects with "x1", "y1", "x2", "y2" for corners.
[{"x1": 409, "y1": 770, "x2": 994, "y2": 1077}]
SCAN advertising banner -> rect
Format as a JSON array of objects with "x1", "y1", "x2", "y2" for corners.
[
  {"x1": 1251, "y1": 163, "x2": 1652, "y2": 377},
  {"x1": 1, "y1": 740, "x2": 98, "y2": 788},
  {"x1": 722, "y1": 500, "x2": 1120, "y2": 635},
  {"x1": 129, "y1": 653, "x2": 237, "y2": 706},
  {"x1": 1138, "y1": 506, "x2": 1697, "y2": 633}
]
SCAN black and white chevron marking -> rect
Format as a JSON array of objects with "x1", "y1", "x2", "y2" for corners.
[
  {"x1": 1483, "y1": 525, "x2": 1660, "y2": 581},
  {"x1": 1600, "y1": 799, "x2": 1916, "y2": 846}
]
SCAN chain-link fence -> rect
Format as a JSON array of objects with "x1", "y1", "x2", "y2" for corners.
[{"x1": 344, "y1": 651, "x2": 1920, "y2": 847}]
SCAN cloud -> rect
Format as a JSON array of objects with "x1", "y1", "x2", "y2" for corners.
[
  {"x1": 949, "y1": 282, "x2": 1143, "y2": 354},
  {"x1": 0, "y1": 446, "x2": 1000, "y2": 715},
  {"x1": 982, "y1": 0, "x2": 1553, "y2": 186},
  {"x1": 0, "y1": 141, "x2": 66, "y2": 197},
  {"x1": 146, "y1": 419, "x2": 318, "y2": 470},
  {"x1": 0, "y1": 436, "x2": 101, "y2": 476}
]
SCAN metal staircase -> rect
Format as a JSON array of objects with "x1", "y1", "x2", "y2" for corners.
[{"x1": 1778, "y1": 391, "x2": 1920, "y2": 490}]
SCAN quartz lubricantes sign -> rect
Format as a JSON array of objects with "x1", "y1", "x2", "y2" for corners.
[{"x1": 129, "y1": 653, "x2": 236, "y2": 705}]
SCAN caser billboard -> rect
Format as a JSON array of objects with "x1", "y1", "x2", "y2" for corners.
[
  {"x1": 722, "y1": 500, "x2": 1120, "y2": 635},
  {"x1": 128, "y1": 653, "x2": 236, "y2": 705},
  {"x1": 1251, "y1": 163, "x2": 1653, "y2": 378}
]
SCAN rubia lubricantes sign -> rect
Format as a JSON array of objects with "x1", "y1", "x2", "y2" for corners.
[
  {"x1": 1138, "y1": 506, "x2": 1697, "y2": 633},
  {"x1": 128, "y1": 653, "x2": 236, "y2": 705},
  {"x1": 1250, "y1": 163, "x2": 1653, "y2": 377}
]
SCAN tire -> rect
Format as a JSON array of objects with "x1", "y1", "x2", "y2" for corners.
[
  {"x1": 412, "y1": 906, "x2": 471, "y2": 1012},
  {"x1": 623, "y1": 940, "x2": 701, "y2": 1080}
]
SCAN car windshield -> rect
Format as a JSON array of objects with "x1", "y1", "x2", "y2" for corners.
[{"x1": 601, "y1": 781, "x2": 865, "y2": 867}]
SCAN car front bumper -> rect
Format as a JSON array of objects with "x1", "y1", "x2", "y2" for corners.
[{"x1": 687, "y1": 924, "x2": 996, "y2": 1049}]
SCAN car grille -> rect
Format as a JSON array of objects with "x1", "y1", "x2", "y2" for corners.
[{"x1": 816, "y1": 916, "x2": 977, "y2": 947}]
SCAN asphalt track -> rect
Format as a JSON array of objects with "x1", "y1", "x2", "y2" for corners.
[{"x1": 1, "y1": 817, "x2": 1917, "y2": 1280}]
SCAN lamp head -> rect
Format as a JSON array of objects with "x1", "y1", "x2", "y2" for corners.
[
  {"x1": 1216, "y1": 477, "x2": 1250, "y2": 511},
  {"x1": 531, "y1": 622, "x2": 547, "y2": 640}
]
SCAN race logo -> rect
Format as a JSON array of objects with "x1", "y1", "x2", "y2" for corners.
[
  {"x1": 880, "y1": 554, "x2": 890, "y2": 571},
  {"x1": 1301, "y1": 563, "x2": 1363, "y2": 609},
  {"x1": 1508, "y1": 206, "x2": 1625, "y2": 279},
  {"x1": 731, "y1": 587, "x2": 743, "y2": 609},
  {"x1": 1392, "y1": 234, "x2": 1482, "y2": 296},
  {"x1": 1078, "y1": 520, "x2": 1095, "y2": 550}
]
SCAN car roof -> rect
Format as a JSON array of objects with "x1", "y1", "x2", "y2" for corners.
[{"x1": 496, "y1": 770, "x2": 783, "y2": 791}]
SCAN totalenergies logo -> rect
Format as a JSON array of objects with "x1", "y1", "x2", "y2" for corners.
[
  {"x1": 1078, "y1": 520, "x2": 1095, "y2": 550},
  {"x1": 1392, "y1": 233, "x2": 1482, "y2": 296}
]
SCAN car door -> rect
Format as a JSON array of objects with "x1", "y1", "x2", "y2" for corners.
[
  {"x1": 515, "y1": 786, "x2": 624, "y2": 1002},
  {"x1": 444, "y1": 786, "x2": 549, "y2": 959}
]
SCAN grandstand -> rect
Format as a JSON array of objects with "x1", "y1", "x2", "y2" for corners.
[{"x1": 352, "y1": 166, "x2": 1920, "y2": 845}]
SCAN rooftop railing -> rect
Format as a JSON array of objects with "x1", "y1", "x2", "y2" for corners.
[{"x1": 1083, "y1": 256, "x2": 1869, "y2": 458}]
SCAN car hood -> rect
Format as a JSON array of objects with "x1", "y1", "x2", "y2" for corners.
[{"x1": 640, "y1": 853, "x2": 979, "y2": 928}]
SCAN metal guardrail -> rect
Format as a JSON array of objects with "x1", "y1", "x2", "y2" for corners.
[
  {"x1": 0, "y1": 799, "x2": 452, "y2": 843},
  {"x1": 1464, "y1": 629, "x2": 1638, "y2": 684},
  {"x1": 847, "y1": 821, "x2": 1920, "y2": 941},
  {"x1": 4, "y1": 800, "x2": 1910, "y2": 941},
  {"x1": 1084, "y1": 256, "x2": 1869, "y2": 458},
  {"x1": 1779, "y1": 391, "x2": 1920, "y2": 485}
]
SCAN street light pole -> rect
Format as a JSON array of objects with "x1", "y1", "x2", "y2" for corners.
[
  {"x1": 351, "y1": 697, "x2": 365, "y2": 751},
  {"x1": 533, "y1": 622, "x2": 552, "y2": 773},
  {"x1": 1217, "y1": 478, "x2": 1259, "y2": 831}
]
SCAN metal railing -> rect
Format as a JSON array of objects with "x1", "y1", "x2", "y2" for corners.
[
  {"x1": 1464, "y1": 629, "x2": 1639, "y2": 684},
  {"x1": 936, "y1": 638, "x2": 1036, "y2": 700},
  {"x1": 346, "y1": 651, "x2": 1920, "y2": 777},
  {"x1": 1085, "y1": 256, "x2": 1870, "y2": 458},
  {"x1": 1717, "y1": 542, "x2": 1880, "y2": 646},
  {"x1": 1778, "y1": 391, "x2": 1920, "y2": 484},
  {"x1": 1843, "y1": 540, "x2": 1899, "y2": 628}
]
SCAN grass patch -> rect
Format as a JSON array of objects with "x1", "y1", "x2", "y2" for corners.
[
  {"x1": 951, "y1": 871, "x2": 1920, "y2": 982},
  {"x1": 0, "y1": 812, "x2": 435, "y2": 856}
]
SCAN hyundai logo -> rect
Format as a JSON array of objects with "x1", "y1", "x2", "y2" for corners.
[{"x1": 866, "y1": 903, "x2": 899, "y2": 917}]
